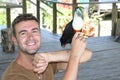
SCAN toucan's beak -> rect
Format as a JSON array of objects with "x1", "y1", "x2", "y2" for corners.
[{"x1": 72, "y1": 7, "x2": 84, "y2": 31}]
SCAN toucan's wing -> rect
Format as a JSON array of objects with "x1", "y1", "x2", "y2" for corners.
[{"x1": 60, "y1": 20, "x2": 74, "y2": 47}]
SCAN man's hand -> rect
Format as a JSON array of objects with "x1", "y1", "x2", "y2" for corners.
[
  {"x1": 62, "y1": 32, "x2": 87, "y2": 80},
  {"x1": 71, "y1": 32, "x2": 86, "y2": 58},
  {"x1": 33, "y1": 53, "x2": 49, "y2": 74}
]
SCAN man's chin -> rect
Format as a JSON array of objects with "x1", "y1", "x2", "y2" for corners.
[
  {"x1": 24, "y1": 46, "x2": 40, "y2": 55},
  {"x1": 26, "y1": 49, "x2": 38, "y2": 55}
]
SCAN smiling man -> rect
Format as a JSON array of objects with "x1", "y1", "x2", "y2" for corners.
[{"x1": 2, "y1": 14, "x2": 92, "y2": 80}]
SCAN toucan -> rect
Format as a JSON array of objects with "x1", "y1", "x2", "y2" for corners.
[{"x1": 60, "y1": 7, "x2": 84, "y2": 47}]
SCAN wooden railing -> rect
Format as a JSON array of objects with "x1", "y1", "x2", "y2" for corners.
[
  {"x1": 0, "y1": 0, "x2": 120, "y2": 36},
  {"x1": 45, "y1": 0, "x2": 120, "y2": 36}
]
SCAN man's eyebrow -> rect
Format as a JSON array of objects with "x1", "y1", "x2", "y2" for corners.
[
  {"x1": 18, "y1": 27, "x2": 39, "y2": 35},
  {"x1": 32, "y1": 27, "x2": 39, "y2": 31}
]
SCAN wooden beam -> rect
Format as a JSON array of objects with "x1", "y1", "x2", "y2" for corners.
[
  {"x1": 6, "y1": 8, "x2": 11, "y2": 28},
  {"x1": 45, "y1": 0, "x2": 72, "y2": 5},
  {"x1": 96, "y1": 12, "x2": 112, "y2": 18},
  {"x1": 72, "y1": 0, "x2": 77, "y2": 17},
  {"x1": 111, "y1": 3, "x2": 118, "y2": 36},
  {"x1": 53, "y1": 3, "x2": 57, "y2": 34},
  {"x1": 0, "y1": 6, "x2": 22, "y2": 8},
  {"x1": 36, "y1": 0, "x2": 40, "y2": 24},
  {"x1": 77, "y1": 1, "x2": 120, "y2": 4},
  {"x1": 46, "y1": 0, "x2": 120, "y2": 4},
  {"x1": 22, "y1": 0, "x2": 27, "y2": 14},
  {"x1": 116, "y1": 19, "x2": 120, "y2": 36}
]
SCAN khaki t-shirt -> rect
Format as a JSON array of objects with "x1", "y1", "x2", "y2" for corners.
[{"x1": 2, "y1": 61, "x2": 57, "y2": 80}]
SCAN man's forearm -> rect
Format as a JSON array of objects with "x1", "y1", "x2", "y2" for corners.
[
  {"x1": 47, "y1": 48, "x2": 92, "y2": 63},
  {"x1": 62, "y1": 54, "x2": 80, "y2": 80},
  {"x1": 47, "y1": 50, "x2": 70, "y2": 63}
]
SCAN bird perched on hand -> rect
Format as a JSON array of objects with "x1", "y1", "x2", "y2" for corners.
[{"x1": 60, "y1": 7, "x2": 84, "y2": 47}]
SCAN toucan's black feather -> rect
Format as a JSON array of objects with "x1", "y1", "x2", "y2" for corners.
[
  {"x1": 60, "y1": 7, "x2": 84, "y2": 47},
  {"x1": 60, "y1": 20, "x2": 75, "y2": 47}
]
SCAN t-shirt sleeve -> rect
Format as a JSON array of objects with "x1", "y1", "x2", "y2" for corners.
[{"x1": 51, "y1": 62, "x2": 58, "y2": 74}]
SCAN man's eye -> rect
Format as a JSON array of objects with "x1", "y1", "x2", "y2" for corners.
[
  {"x1": 20, "y1": 32, "x2": 26, "y2": 35},
  {"x1": 33, "y1": 30, "x2": 39, "y2": 33}
]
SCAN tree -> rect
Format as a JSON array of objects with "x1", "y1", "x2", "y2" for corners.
[{"x1": 88, "y1": 0, "x2": 99, "y2": 18}]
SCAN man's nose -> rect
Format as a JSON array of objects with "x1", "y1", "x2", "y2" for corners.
[{"x1": 28, "y1": 33, "x2": 34, "y2": 39}]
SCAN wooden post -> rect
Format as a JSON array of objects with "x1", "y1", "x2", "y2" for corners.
[
  {"x1": 97, "y1": 18, "x2": 101, "y2": 37},
  {"x1": 6, "y1": 8, "x2": 11, "y2": 28},
  {"x1": 53, "y1": 3, "x2": 57, "y2": 34},
  {"x1": 114, "y1": 19, "x2": 120, "y2": 42},
  {"x1": 111, "y1": 3, "x2": 118, "y2": 36},
  {"x1": 23, "y1": 0, "x2": 27, "y2": 14},
  {"x1": 72, "y1": 0, "x2": 77, "y2": 17},
  {"x1": 116, "y1": 19, "x2": 120, "y2": 35},
  {"x1": 1, "y1": 28, "x2": 15, "y2": 53},
  {"x1": 36, "y1": 0, "x2": 40, "y2": 24}
]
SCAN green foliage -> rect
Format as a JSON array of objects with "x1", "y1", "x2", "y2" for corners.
[
  {"x1": 0, "y1": 13, "x2": 6, "y2": 25},
  {"x1": 42, "y1": 11, "x2": 53, "y2": 30},
  {"x1": 57, "y1": 6, "x2": 72, "y2": 16}
]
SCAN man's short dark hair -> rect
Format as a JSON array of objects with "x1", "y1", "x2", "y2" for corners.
[{"x1": 12, "y1": 14, "x2": 39, "y2": 37}]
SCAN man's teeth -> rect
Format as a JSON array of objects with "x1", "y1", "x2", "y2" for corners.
[{"x1": 27, "y1": 41, "x2": 35, "y2": 46}]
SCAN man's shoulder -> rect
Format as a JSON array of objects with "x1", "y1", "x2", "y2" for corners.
[
  {"x1": 3, "y1": 61, "x2": 22, "y2": 74},
  {"x1": 1, "y1": 61, "x2": 22, "y2": 80},
  {"x1": 1, "y1": 61, "x2": 36, "y2": 80},
  {"x1": 1, "y1": 73, "x2": 30, "y2": 80}
]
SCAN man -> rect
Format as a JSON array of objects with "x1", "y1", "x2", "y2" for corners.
[
  {"x1": 2, "y1": 14, "x2": 92, "y2": 80},
  {"x1": 33, "y1": 32, "x2": 87, "y2": 80}
]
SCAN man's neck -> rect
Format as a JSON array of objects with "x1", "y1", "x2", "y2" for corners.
[{"x1": 15, "y1": 53, "x2": 34, "y2": 70}]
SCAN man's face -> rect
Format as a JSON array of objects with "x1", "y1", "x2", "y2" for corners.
[{"x1": 13, "y1": 20, "x2": 41, "y2": 55}]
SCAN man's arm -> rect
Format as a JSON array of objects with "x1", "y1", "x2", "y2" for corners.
[
  {"x1": 47, "y1": 48, "x2": 92, "y2": 63},
  {"x1": 33, "y1": 34, "x2": 92, "y2": 73},
  {"x1": 62, "y1": 51, "x2": 82, "y2": 80},
  {"x1": 47, "y1": 48, "x2": 92, "y2": 70},
  {"x1": 33, "y1": 32, "x2": 92, "y2": 80},
  {"x1": 33, "y1": 48, "x2": 92, "y2": 73},
  {"x1": 62, "y1": 32, "x2": 87, "y2": 80}
]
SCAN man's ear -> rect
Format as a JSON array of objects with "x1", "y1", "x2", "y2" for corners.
[{"x1": 12, "y1": 35, "x2": 18, "y2": 46}]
